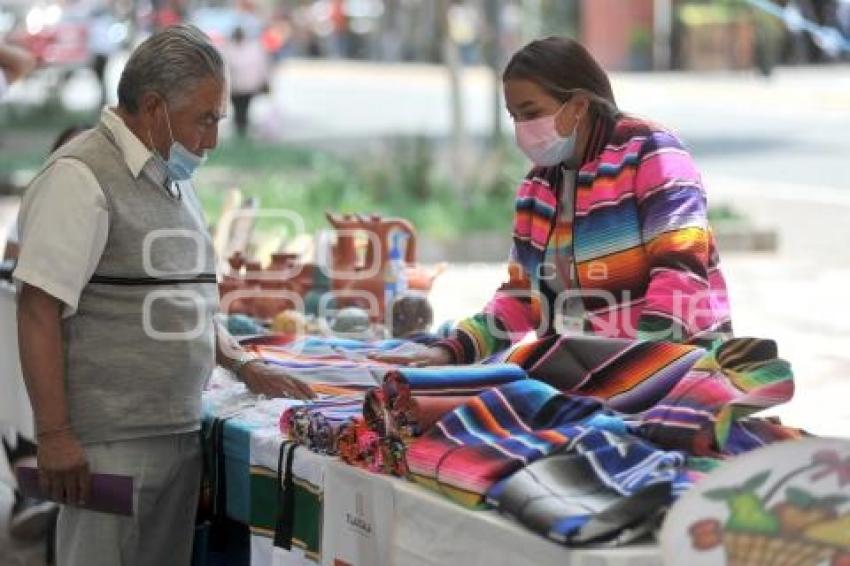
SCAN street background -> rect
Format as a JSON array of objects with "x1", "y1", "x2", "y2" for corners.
[
  {"x1": 3, "y1": 1, "x2": 850, "y2": 563},
  {"x1": 2, "y1": 1, "x2": 849, "y2": 436}
]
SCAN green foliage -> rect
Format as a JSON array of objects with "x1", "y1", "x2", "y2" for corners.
[
  {"x1": 0, "y1": 100, "x2": 96, "y2": 132},
  {"x1": 195, "y1": 137, "x2": 522, "y2": 240},
  {"x1": 0, "y1": 103, "x2": 97, "y2": 178},
  {"x1": 705, "y1": 487, "x2": 738, "y2": 500},
  {"x1": 726, "y1": 492, "x2": 779, "y2": 533},
  {"x1": 703, "y1": 471, "x2": 779, "y2": 534},
  {"x1": 679, "y1": 2, "x2": 750, "y2": 26},
  {"x1": 743, "y1": 470, "x2": 772, "y2": 492},
  {"x1": 786, "y1": 486, "x2": 816, "y2": 508},
  {"x1": 785, "y1": 487, "x2": 849, "y2": 509}
]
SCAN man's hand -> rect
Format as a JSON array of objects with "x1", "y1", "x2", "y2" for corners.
[
  {"x1": 239, "y1": 361, "x2": 316, "y2": 399},
  {"x1": 368, "y1": 345, "x2": 453, "y2": 367},
  {"x1": 37, "y1": 429, "x2": 90, "y2": 506}
]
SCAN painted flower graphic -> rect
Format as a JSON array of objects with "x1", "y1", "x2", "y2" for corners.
[{"x1": 811, "y1": 450, "x2": 850, "y2": 488}]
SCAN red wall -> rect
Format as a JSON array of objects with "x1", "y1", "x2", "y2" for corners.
[{"x1": 580, "y1": 0, "x2": 655, "y2": 71}]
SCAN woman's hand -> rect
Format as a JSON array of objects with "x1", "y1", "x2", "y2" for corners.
[{"x1": 368, "y1": 345, "x2": 453, "y2": 367}]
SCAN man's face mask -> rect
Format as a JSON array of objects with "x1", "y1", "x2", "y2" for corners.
[{"x1": 150, "y1": 102, "x2": 206, "y2": 182}]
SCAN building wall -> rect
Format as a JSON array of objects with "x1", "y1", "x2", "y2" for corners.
[{"x1": 580, "y1": 0, "x2": 655, "y2": 71}]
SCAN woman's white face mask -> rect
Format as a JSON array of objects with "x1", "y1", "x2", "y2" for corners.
[{"x1": 514, "y1": 101, "x2": 582, "y2": 167}]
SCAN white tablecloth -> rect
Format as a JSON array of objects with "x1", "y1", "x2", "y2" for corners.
[
  {"x1": 325, "y1": 459, "x2": 662, "y2": 566},
  {"x1": 223, "y1": 399, "x2": 663, "y2": 566},
  {"x1": 0, "y1": 282, "x2": 32, "y2": 440}
]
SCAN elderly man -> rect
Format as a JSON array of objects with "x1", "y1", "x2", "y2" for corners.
[{"x1": 14, "y1": 25, "x2": 313, "y2": 565}]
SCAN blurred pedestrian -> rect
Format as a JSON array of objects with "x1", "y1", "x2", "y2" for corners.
[
  {"x1": 0, "y1": 42, "x2": 36, "y2": 262},
  {"x1": 223, "y1": 26, "x2": 270, "y2": 138},
  {"x1": 448, "y1": 0, "x2": 481, "y2": 65},
  {"x1": 0, "y1": 41, "x2": 36, "y2": 101},
  {"x1": 328, "y1": 0, "x2": 350, "y2": 58},
  {"x1": 88, "y1": 8, "x2": 122, "y2": 108},
  {"x1": 839, "y1": 0, "x2": 850, "y2": 36}
]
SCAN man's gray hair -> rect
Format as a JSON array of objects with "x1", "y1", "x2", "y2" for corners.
[{"x1": 117, "y1": 24, "x2": 224, "y2": 113}]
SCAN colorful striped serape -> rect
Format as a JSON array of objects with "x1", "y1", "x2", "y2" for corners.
[
  {"x1": 485, "y1": 428, "x2": 693, "y2": 546},
  {"x1": 248, "y1": 337, "x2": 408, "y2": 390},
  {"x1": 362, "y1": 364, "x2": 529, "y2": 475},
  {"x1": 405, "y1": 380, "x2": 609, "y2": 507},
  {"x1": 505, "y1": 335, "x2": 706, "y2": 412},
  {"x1": 633, "y1": 337, "x2": 798, "y2": 455},
  {"x1": 379, "y1": 364, "x2": 529, "y2": 439},
  {"x1": 345, "y1": 364, "x2": 530, "y2": 476}
]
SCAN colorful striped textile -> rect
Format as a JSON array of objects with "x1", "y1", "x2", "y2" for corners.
[
  {"x1": 405, "y1": 380, "x2": 612, "y2": 508},
  {"x1": 633, "y1": 337, "x2": 798, "y2": 456},
  {"x1": 436, "y1": 115, "x2": 733, "y2": 364},
  {"x1": 252, "y1": 337, "x2": 403, "y2": 474},
  {"x1": 248, "y1": 337, "x2": 407, "y2": 391},
  {"x1": 505, "y1": 335, "x2": 706, "y2": 413},
  {"x1": 361, "y1": 364, "x2": 530, "y2": 475},
  {"x1": 721, "y1": 416, "x2": 805, "y2": 456},
  {"x1": 380, "y1": 364, "x2": 529, "y2": 439},
  {"x1": 486, "y1": 428, "x2": 693, "y2": 546}
]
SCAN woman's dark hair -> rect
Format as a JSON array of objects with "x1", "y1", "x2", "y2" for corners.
[
  {"x1": 503, "y1": 37, "x2": 618, "y2": 118},
  {"x1": 51, "y1": 124, "x2": 91, "y2": 153}
]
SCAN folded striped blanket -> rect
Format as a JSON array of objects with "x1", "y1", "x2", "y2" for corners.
[
  {"x1": 633, "y1": 338, "x2": 798, "y2": 455},
  {"x1": 352, "y1": 364, "x2": 530, "y2": 475},
  {"x1": 405, "y1": 380, "x2": 612, "y2": 507},
  {"x1": 248, "y1": 337, "x2": 409, "y2": 390},
  {"x1": 485, "y1": 428, "x2": 694, "y2": 546},
  {"x1": 380, "y1": 364, "x2": 528, "y2": 438},
  {"x1": 506, "y1": 335, "x2": 706, "y2": 413}
]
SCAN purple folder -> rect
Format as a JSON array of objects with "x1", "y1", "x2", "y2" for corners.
[{"x1": 16, "y1": 465, "x2": 134, "y2": 516}]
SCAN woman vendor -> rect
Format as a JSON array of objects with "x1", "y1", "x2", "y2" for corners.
[{"x1": 376, "y1": 36, "x2": 732, "y2": 366}]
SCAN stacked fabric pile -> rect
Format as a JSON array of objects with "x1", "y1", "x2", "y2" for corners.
[
  {"x1": 266, "y1": 334, "x2": 804, "y2": 548},
  {"x1": 632, "y1": 338, "x2": 798, "y2": 456},
  {"x1": 484, "y1": 427, "x2": 694, "y2": 546},
  {"x1": 352, "y1": 364, "x2": 530, "y2": 475},
  {"x1": 406, "y1": 379, "x2": 622, "y2": 506},
  {"x1": 403, "y1": 337, "x2": 803, "y2": 546},
  {"x1": 248, "y1": 336, "x2": 417, "y2": 392},
  {"x1": 278, "y1": 363, "x2": 531, "y2": 475},
  {"x1": 504, "y1": 334, "x2": 708, "y2": 413}
]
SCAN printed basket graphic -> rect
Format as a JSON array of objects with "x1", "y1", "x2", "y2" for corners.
[{"x1": 688, "y1": 448, "x2": 850, "y2": 566}]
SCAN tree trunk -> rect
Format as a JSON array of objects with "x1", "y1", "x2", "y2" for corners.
[
  {"x1": 483, "y1": 0, "x2": 504, "y2": 148},
  {"x1": 439, "y1": 0, "x2": 470, "y2": 202}
]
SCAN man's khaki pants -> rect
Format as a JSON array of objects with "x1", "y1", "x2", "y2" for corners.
[{"x1": 56, "y1": 432, "x2": 201, "y2": 566}]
